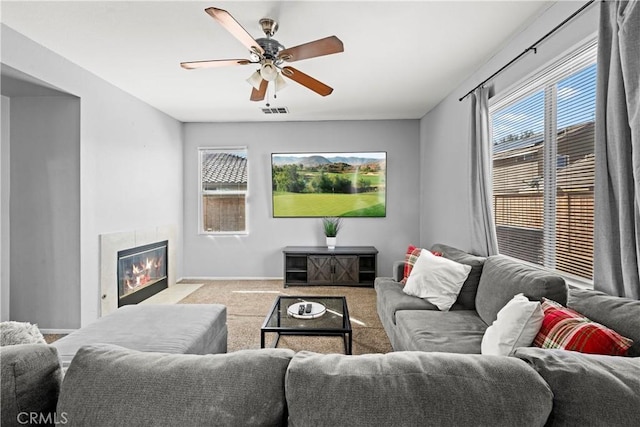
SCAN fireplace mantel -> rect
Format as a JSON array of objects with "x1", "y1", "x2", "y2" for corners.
[{"x1": 100, "y1": 225, "x2": 177, "y2": 316}]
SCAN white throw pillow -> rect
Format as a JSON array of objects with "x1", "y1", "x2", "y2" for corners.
[
  {"x1": 403, "y1": 249, "x2": 471, "y2": 311},
  {"x1": 481, "y1": 293, "x2": 544, "y2": 356}
]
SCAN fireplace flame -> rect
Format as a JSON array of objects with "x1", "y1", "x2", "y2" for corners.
[
  {"x1": 123, "y1": 255, "x2": 165, "y2": 293},
  {"x1": 118, "y1": 243, "x2": 168, "y2": 305}
]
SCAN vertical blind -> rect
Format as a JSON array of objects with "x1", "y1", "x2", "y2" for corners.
[{"x1": 490, "y1": 40, "x2": 597, "y2": 280}]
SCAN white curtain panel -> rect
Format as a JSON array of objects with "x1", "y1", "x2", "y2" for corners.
[
  {"x1": 469, "y1": 86, "x2": 499, "y2": 257},
  {"x1": 594, "y1": 0, "x2": 640, "y2": 299}
]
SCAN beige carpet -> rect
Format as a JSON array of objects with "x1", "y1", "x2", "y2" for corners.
[{"x1": 178, "y1": 279, "x2": 393, "y2": 355}]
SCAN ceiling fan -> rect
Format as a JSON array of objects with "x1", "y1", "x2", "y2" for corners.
[{"x1": 180, "y1": 7, "x2": 344, "y2": 102}]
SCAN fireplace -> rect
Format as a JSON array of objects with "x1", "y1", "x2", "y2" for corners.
[{"x1": 117, "y1": 240, "x2": 168, "y2": 307}]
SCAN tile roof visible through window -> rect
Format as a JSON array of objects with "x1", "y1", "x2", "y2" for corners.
[{"x1": 202, "y1": 152, "x2": 247, "y2": 185}]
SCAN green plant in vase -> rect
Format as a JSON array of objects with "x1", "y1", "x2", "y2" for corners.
[{"x1": 322, "y1": 217, "x2": 342, "y2": 249}]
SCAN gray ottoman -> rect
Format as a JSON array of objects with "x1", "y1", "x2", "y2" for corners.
[{"x1": 52, "y1": 304, "x2": 227, "y2": 367}]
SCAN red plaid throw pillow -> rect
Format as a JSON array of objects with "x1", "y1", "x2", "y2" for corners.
[
  {"x1": 533, "y1": 298, "x2": 633, "y2": 356},
  {"x1": 401, "y1": 245, "x2": 442, "y2": 284}
]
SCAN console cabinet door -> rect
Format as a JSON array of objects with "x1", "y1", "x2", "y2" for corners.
[
  {"x1": 333, "y1": 255, "x2": 359, "y2": 284},
  {"x1": 308, "y1": 255, "x2": 333, "y2": 284}
]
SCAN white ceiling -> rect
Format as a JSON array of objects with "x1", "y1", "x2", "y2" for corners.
[{"x1": 1, "y1": 1, "x2": 552, "y2": 123}]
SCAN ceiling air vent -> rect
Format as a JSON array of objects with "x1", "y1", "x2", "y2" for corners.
[{"x1": 261, "y1": 107, "x2": 289, "y2": 115}]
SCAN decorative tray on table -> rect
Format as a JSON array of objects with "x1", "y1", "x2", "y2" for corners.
[{"x1": 287, "y1": 301, "x2": 327, "y2": 319}]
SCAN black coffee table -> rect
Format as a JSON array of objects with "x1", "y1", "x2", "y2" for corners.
[{"x1": 261, "y1": 296, "x2": 352, "y2": 354}]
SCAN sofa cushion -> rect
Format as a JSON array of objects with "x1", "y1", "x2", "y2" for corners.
[
  {"x1": 57, "y1": 344, "x2": 294, "y2": 426},
  {"x1": 568, "y1": 287, "x2": 640, "y2": 356},
  {"x1": 533, "y1": 298, "x2": 633, "y2": 356},
  {"x1": 481, "y1": 293, "x2": 544, "y2": 356},
  {"x1": 514, "y1": 347, "x2": 640, "y2": 426},
  {"x1": 475, "y1": 255, "x2": 567, "y2": 326},
  {"x1": 403, "y1": 249, "x2": 471, "y2": 311},
  {"x1": 431, "y1": 243, "x2": 486, "y2": 310},
  {"x1": 1, "y1": 344, "x2": 62, "y2": 427},
  {"x1": 375, "y1": 278, "x2": 442, "y2": 322},
  {"x1": 286, "y1": 350, "x2": 552, "y2": 427},
  {"x1": 395, "y1": 310, "x2": 487, "y2": 353}
]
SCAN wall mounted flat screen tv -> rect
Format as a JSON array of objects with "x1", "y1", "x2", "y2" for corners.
[{"x1": 271, "y1": 151, "x2": 386, "y2": 217}]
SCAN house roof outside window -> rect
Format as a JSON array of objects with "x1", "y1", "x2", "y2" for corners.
[{"x1": 202, "y1": 152, "x2": 247, "y2": 191}]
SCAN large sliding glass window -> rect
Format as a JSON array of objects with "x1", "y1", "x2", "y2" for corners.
[{"x1": 490, "y1": 40, "x2": 596, "y2": 280}]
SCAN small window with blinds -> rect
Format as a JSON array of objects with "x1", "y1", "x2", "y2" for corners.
[{"x1": 490, "y1": 40, "x2": 597, "y2": 281}]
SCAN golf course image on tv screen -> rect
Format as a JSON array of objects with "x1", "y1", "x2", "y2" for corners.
[{"x1": 271, "y1": 152, "x2": 386, "y2": 217}]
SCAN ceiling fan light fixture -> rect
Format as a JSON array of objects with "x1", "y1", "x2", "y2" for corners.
[
  {"x1": 260, "y1": 61, "x2": 278, "y2": 82},
  {"x1": 246, "y1": 70, "x2": 263, "y2": 90},
  {"x1": 275, "y1": 73, "x2": 288, "y2": 93}
]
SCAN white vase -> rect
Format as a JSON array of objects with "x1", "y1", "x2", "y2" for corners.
[{"x1": 326, "y1": 237, "x2": 337, "y2": 249}]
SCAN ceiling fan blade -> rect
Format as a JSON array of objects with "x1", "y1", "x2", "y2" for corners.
[
  {"x1": 180, "y1": 59, "x2": 252, "y2": 70},
  {"x1": 205, "y1": 7, "x2": 264, "y2": 55},
  {"x1": 250, "y1": 79, "x2": 268, "y2": 102},
  {"x1": 279, "y1": 36, "x2": 344, "y2": 62},
  {"x1": 281, "y1": 66, "x2": 333, "y2": 96}
]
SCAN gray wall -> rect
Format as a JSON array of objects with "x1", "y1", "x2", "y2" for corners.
[
  {"x1": 1, "y1": 96, "x2": 9, "y2": 321},
  {"x1": 183, "y1": 120, "x2": 420, "y2": 279},
  {"x1": 9, "y1": 96, "x2": 81, "y2": 328},
  {"x1": 419, "y1": 1, "x2": 598, "y2": 252},
  {"x1": 2, "y1": 24, "x2": 184, "y2": 328}
]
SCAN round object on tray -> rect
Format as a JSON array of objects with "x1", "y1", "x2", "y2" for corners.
[{"x1": 287, "y1": 301, "x2": 326, "y2": 319}]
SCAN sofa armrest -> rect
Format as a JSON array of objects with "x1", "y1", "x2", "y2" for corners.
[
  {"x1": 1, "y1": 344, "x2": 62, "y2": 426},
  {"x1": 392, "y1": 261, "x2": 405, "y2": 282}
]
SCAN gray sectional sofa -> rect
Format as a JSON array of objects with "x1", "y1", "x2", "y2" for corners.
[
  {"x1": 375, "y1": 243, "x2": 640, "y2": 356},
  {"x1": 375, "y1": 243, "x2": 569, "y2": 352},
  {"x1": 2, "y1": 244, "x2": 639, "y2": 426},
  {"x1": 2, "y1": 340, "x2": 639, "y2": 426}
]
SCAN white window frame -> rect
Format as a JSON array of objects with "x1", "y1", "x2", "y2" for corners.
[
  {"x1": 489, "y1": 38, "x2": 597, "y2": 287},
  {"x1": 198, "y1": 146, "x2": 248, "y2": 235}
]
